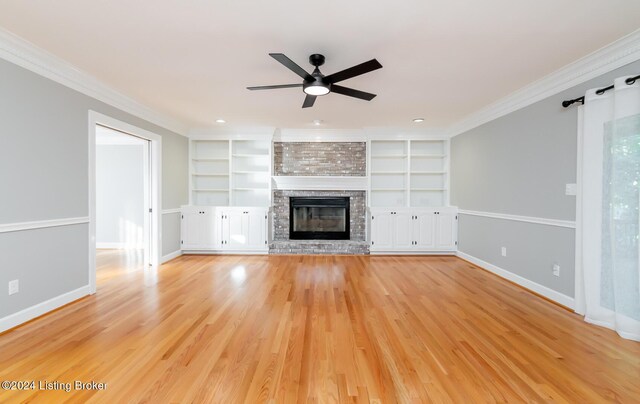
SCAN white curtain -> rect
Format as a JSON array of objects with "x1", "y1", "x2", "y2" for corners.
[{"x1": 576, "y1": 75, "x2": 640, "y2": 341}]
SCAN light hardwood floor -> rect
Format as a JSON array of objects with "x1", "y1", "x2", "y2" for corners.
[{"x1": 1, "y1": 251, "x2": 639, "y2": 403}]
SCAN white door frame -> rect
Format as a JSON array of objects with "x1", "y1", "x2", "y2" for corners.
[{"x1": 88, "y1": 111, "x2": 162, "y2": 294}]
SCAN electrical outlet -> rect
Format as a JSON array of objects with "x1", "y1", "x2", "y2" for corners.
[
  {"x1": 501, "y1": 247, "x2": 507, "y2": 257},
  {"x1": 565, "y1": 183, "x2": 577, "y2": 196},
  {"x1": 8, "y1": 279, "x2": 19, "y2": 295},
  {"x1": 552, "y1": 264, "x2": 560, "y2": 277}
]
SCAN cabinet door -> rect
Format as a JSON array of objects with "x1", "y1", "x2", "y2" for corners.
[
  {"x1": 393, "y1": 212, "x2": 414, "y2": 250},
  {"x1": 435, "y1": 210, "x2": 457, "y2": 250},
  {"x1": 200, "y1": 208, "x2": 217, "y2": 249},
  {"x1": 414, "y1": 212, "x2": 436, "y2": 250},
  {"x1": 225, "y1": 210, "x2": 247, "y2": 249},
  {"x1": 370, "y1": 211, "x2": 393, "y2": 250},
  {"x1": 181, "y1": 209, "x2": 203, "y2": 249},
  {"x1": 246, "y1": 210, "x2": 268, "y2": 249},
  {"x1": 181, "y1": 208, "x2": 216, "y2": 250}
]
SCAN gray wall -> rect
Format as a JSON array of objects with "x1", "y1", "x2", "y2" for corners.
[
  {"x1": 96, "y1": 144, "x2": 145, "y2": 247},
  {"x1": 0, "y1": 57, "x2": 188, "y2": 319},
  {"x1": 451, "y1": 59, "x2": 640, "y2": 298}
]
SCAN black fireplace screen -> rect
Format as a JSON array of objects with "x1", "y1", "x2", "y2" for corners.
[{"x1": 289, "y1": 197, "x2": 350, "y2": 240}]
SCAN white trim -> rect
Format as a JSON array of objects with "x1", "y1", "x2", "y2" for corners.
[
  {"x1": 189, "y1": 127, "x2": 276, "y2": 139},
  {"x1": 89, "y1": 111, "x2": 162, "y2": 295},
  {"x1": 182, "y1": 250, "x2": 268, "y2": 255},
  {"x1": 269, "y1": 128, "x2": 449, "y2": 142},
  {"x1": 162, "y1": 208, "x2": 182, "y2": 215},
  {"x1": 458, "y1": 209, "x2": 576, "y2": 229},
  {"x1": 96, "y1": 242, "x2": 144, "y2": 250},
  {"x1": 457, "y1": 251, "x2": 575, "y2": 309},
  {"x1": 0, "y1": 285, "x2": 91, "y2": 334},
  {"x1": 369, "y1": 251, "x2": 456, "y2": 256},
  {"x1": 574, "y1": 106, "x2": 586, "y2": 315},
  {"x1": 448, "y1": 29, "x2": 640, "y2": 137},
  {"x1": 272, "y1": 175, "x2": 368, "y2": 191},
  {"x1": 0, "y1": 27, "x2": 187, "y2": 136},
  {"x1": 161, "y1": 250, "x2": 183, "y2": 263},
  {"x1": 0, "y1": 217, "x2": 89, "y2": 233}
]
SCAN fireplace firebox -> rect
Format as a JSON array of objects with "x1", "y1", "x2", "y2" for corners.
[{"x1": 289, "y1": 197, "x2": 350, "y2": 240}]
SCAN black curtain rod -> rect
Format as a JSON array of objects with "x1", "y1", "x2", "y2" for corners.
[{"x1": 562, "y1": 74, "x2": 640, "y2": 108}]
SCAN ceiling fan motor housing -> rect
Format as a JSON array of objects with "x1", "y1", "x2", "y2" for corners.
[{"x1": 309, "y1": 53, "x2": 325, "y2": 67}]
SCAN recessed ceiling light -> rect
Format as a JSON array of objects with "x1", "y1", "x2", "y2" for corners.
[
  {"x1": 412, "y1": 118, "x2": 425, "y2": 123},
  {"x1": 313, "y1": 119, "x2": 322, "y2": 126},
  {"x1": 215, "y1": 119, "x2": 226, "y2": 124}
]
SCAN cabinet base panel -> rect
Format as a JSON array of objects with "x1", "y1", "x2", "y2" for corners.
[
  {"x1": 182, "y1": 250, "x2": 268, "y2": 255},
  {"x1": 369, "y1": 250, "x2": 457, "y2": 255}
]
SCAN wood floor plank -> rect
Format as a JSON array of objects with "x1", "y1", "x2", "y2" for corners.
[{"x1": 1, "y1": 251, "x2": 639, "y2": 403}]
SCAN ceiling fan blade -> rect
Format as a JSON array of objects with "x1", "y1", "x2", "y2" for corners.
[
  {"x1": 302, "y1": 94, "x2": 316, "y2": 108},
  {"x1": 325, "y1": 59, "x2": 382, "y2": 84},
  {"x1": 331, "y1": 85, "x2": 377, "y2": 101},
  {"x1": 247, "y1": 84, "x2": 302, "y2": 90},
  {"x1": 269, "y1": 53, "x2": 314, "y2": 82}
]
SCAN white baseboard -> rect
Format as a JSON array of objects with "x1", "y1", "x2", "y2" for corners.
[
  {"x1": 161, "y1": 250, "x2": 182, "y2": 263},
  {"x1": 96, "y1": 242, "x2": 143, "y2": 250},
  {"x1": 182, "y1": 250, "x2": 268, "y2": 255},
  {"x1": 456, "y1": 251, "x2": 575, "y2": 310},
  {"x1": 370, "y1": 251, "x2": 457, "y2": 255},
  {"x1": 0, "y1": 285, "x2": 91, "y2": 334}
]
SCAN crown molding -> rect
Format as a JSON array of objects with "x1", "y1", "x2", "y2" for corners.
[
  {"x1": 0, "y1": 27, "x2": 188, "y2": 136},
  {"x1": 448, "y1": 29, "x2": 640, "y2": 138},
  {"x1": 188, "y1": 126, "x2": 276, "y2": 139}
]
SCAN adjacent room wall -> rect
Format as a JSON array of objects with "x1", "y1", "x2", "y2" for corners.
[
  {"x1": 0, "y1": 57, "x2": 188, "y2": 325},
  {"x1": 451, "y1": 59, "x2": 640, "y2": 304},
  {"x1": 96, "y1": 144, "x2": 145, "y2": 249}
]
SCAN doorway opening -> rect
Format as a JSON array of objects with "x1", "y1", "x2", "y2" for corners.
[
  {"x1": 95, "y1": 126, "x2": 149, "y2": 279},
  {"x1": 89, "y1": 112, "x2": 162, "y2": 294}
]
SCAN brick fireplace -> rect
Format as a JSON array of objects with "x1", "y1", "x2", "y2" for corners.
[{"x1": 269, "y1": 141, "x2": 369, "y2": 254}]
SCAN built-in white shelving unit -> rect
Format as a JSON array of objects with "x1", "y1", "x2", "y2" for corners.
[
  {"x1": 409, "y1": 140, "x2": 448, "y2": 207},
  {"x1": 369, "y1": 140, "x2": 408, "y2": 207},
  {"x1": 191, "y1": 139, "x2": 230, "y2": 206},
  {"x1": 189, "y1": 138, "x2": 271, "y2": 207},
  {"x1": 369, "y1": 138, "x2": 449, "y2": 208},
  {"x1": 231, "y1": 139, "x2": 271, "y2": 207}
]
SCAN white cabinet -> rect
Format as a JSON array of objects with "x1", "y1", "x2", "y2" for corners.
[
  {"x1": 181, "y1": 207, "x2": 217, "y2": 250},
  {"x1": 220, "y1": 208, "x2": 268, "y2": 251},
  {"x1": 393, "y1": 212, "x2": 414, "y2": 250},
  {"x1": 181, "y1": 206, "x2": 268, "y2": 253},
  {"x1": 414, "y1": 213, "x2": 435, "y2": 249},
  {"x1": 435, "y1": 210, "x2": 457, "y2": 250},
  {"x1": 370, "y1": 211, "x2": 394, "y2": 250},
  {"x1": 370, "y1": 207, "x2": 457, "y2": 253}
]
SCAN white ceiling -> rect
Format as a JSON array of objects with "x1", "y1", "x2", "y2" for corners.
[{"x1": 1, "y1": 1, "x2": 639, "y2": 131}]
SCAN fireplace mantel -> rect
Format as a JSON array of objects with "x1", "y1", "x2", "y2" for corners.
[{"x1": 271, "y1": 176, "x2": 368, "y2": 191}]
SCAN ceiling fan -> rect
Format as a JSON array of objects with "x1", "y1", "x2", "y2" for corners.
[{"x1": 247, "y1": 53, "x2": 382, "y2": 108}]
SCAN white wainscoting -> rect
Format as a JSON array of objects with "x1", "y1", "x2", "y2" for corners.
[
  {"x1": 0, "y1": 285, "x2": 91, "y2": 334},
  {"x1": 458, "y1": 209, "x2": 576, "y2": 229},
  {"x1": 0, "y1": 217, "x2": 90, "y2": 234},
  {"x1": 457, "y1": 251, "x2": 575, "y2": 310}
]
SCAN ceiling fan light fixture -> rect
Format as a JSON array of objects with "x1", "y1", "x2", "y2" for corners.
[{"x1": 303, "y1": 83, "x2": 330, "y2": 96}]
